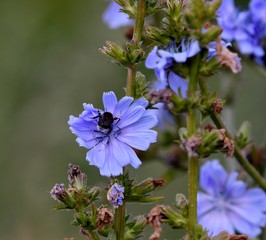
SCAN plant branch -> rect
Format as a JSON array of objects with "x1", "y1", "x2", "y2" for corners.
[
  {"x1": 198, "y1": 77, "x2": 266, "y2": 191},
  {"x1": 126, "y1": 0, "x2": 146, "y2": 97},
  {"x1": 187, "y1": 55, "x2": 200, "y2": 239}
]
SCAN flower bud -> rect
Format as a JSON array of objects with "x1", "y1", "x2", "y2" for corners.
[
  {"x1": 236, "y1": 121, "x2": 251, "y2": 148},
  {"x1": 97, "y1": 207, "x2": 114, "y2": 231},
  {"x1": 131, "y1": 178, "x2": 165, "y2": 196},
  {"x1": 124, "y1": 216, "x2": 147, "y2": 240},
  {"x1": 68, "y1": 163, "x2": 87, "y2": 190},
  {"x1": 107, "y1": 183, "x2": 125, "y2": 208},
  {"x1": 50, "y1": 183, "x2": 67, "y2": 201}
]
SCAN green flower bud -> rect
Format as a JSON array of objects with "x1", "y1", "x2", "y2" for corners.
[{"x1": 124, "y1": 216, "x2": 147, "y2": 240}]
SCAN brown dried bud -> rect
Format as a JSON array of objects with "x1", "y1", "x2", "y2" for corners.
[
  {"x1": 148, "y1": 89, "x2": 173, "y2": 108},
  {"x1": 183, "y1": 135, "x2": 202, "y2": 157},
  {"x1": 212, "y1": 99, "x2": 223, "y2": 114},
  {"x1": 216, "y1": 38, "x2": 242, "y2": 73},
  {"x1": 217, "y1": 129, "x2": 235, "y2": 157},
  {"x1": 204, "y1": 124, "x2": 215, "y2": 132},
  {"x1": 147, "y1": 205, "x2": 163, "y2": 240},
  {"x1": 125, "y1": 26, "x2": 134, "y2": 40},
  {"x1": 214, "y1": 231, "x2": 248, "y2": 240},
  {"x1": 152, "y1": 179, "x2": 165, "y2": 187},
  {"x1": 97, "y1": 207, "x2": 114, "y2": 231}
]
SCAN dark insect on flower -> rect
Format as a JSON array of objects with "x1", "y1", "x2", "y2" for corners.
[{"x1": 93, "y1": 111, "x2": 119, "y2": 132}]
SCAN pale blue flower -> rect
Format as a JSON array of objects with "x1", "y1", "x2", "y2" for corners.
[
  {"x1": 68, "y1": 91, "x2": 158, "y2": 177},
  {"x1": 103, "y1": 1, "x2": 134, "y2": 29},
  {"x1": 217, "y1": 0, "x2": 266, "y2": 60},
  {"x1": 107, "y1": 183, "x2": 124, "y2": 208},
  {"x1": 198, "y1": 160, "x2": 266, "y2": 238},
  {"x1": 145, "y1": 39, "x2": 200, "y2": 82}
]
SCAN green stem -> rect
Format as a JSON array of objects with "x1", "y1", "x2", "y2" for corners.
[
  {"x1": 198, "y1": 78, "x2": 266, "y2": 191},
  {"x1": 88, "y1": 230, "x2": 100, "y2": 240},
  {"x1": 121, "y1": 3, "x2": 146, "y2": 239},
  {"x1": 115, "y1": 203, "x2": 126, "y2": 240},
  {"x1": 133, "y1": 0, "x2": 146, "y2": 44},
  {"x1": 126, "y1": 0, "x2": 146, "y2": 97},
  {"x1": 187, "y1": 56, "x2": 200, "y2": 239},
  {"x1": 126, "y1": 66, "x2": 136, "y2": 97}
]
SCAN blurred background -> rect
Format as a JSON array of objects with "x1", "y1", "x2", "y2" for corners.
[{"x1": 0, "y1": 0, "x2": 265, "y2": 239}]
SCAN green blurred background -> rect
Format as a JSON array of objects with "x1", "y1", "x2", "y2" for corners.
[{"x1": 0, "y1": 0, "x2": 265, "y2": 239}]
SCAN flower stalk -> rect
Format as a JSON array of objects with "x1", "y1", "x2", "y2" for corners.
[
  {"x1": 117, "y1": 1, "x2": 147, "y2": 239},
  {"x1": 126, "y1": 0, "x2": 146, "y2": 97},
  {"x1": 114, "y1": 203, "x2": 126, "y2": 240},
  {"x1": 187, "y1": 55, "x2": 200, "y2": 239}
]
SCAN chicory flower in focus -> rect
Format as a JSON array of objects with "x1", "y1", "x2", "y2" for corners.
[
  {"x1": 103, "y1": 1, "x2": 134, "y2": 29},
  {"x1": 197, "y1": 160, "x2": 266, "y2": 238},
  {"x1": 68, "y1": 91, "x2": 158, "y2": 177},
  {"x1": 107, "y1": 183, "x2": 124, "y2": 208}
]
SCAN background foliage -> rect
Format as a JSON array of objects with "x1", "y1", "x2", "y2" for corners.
[{"x1": 0, "y1": 0, "x2": 265, "y2": 239}]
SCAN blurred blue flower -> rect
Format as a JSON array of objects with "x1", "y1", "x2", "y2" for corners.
[
  {"x1": 197, "y1": 160, "x2": 266, "y2": 238},
  {"x1": 68, "y1": 91, "x2": 158, "y2": 177},
  {"x1": 145, "y1": 39, "x2": 200, "y2": 82},
  {"x1": 103, "y1": 1, "x2": 134, "y2": 29},
  {"x1": 107, "y1": 183, "x2": 125, "y2": 208},
  {"x1": 217, "y1": 0, "x2": 266, "y2": 61}
]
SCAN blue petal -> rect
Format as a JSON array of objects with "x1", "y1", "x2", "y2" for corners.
[
  {"x1": 86, "y1": 143, "x2": 106, "y2": 168},
  {"x1": 103, "y1": 2, "x2": 133, "y2": 29},
  {"x1": 130, "y1": 97, "x2": 149, "y2": 108},
  {"x1": 225, "y1": 172, "x2": 247, "y2": 198},
  {"x1": 199, "y1": 160, "x2": 227, "y2": 196},
  {"x1": 110, "y1": 138, "x2": 131, "y2": 166},
  {"x1": 145, "y1": 46, "x2": 160, "y2": 69},
  {"x1": 113, "y1": 96, "x2": 134, "y2": 118},
  {"x1": 187, "y1": 40, "x2": 201, "y2": 58},
  {"x1": 197, "y1": 192, "x2": 215, "y2": 217},
  {"x1": 227, "y1": 203, "x2": 265, "y2": 226},
  {"x1": 118, "y1": 130, "x2": 157, "y2": 151},
  {"x1": 106, "y1": 142, "x2": 124, "y2": 176},
  {"x1": 172, "y1": 52, "x2": 187, "y2": 62},
  {"x1": 118, "y1": 106, "x2": 145, "y2": 128},
  {"x1": 168, "y1": 72, "x2": 188, "y2": 97},
  {"x1": 122, "y1": 143, "x2": 142, "y2": 168},
  {"x1": 199, "y1": 208, "x2": 234, "y2": 236},
  {"x1": 121, "y1": 110, "x2": 158, "y2": 131},
  {"x1": 102, "y1": 91, "x2": 118, "y2": 112},
  {"x1": 229, "y1": 210, "x2": 262, "y2": 237}
]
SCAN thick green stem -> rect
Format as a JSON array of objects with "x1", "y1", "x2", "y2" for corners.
[
  {"x1": 198, "y1": 78, "x2": 266, "y2": 191},
  {"x1": 115, "y1": 204, "x2": 126, "y2": 240},
  {"x1": 187, "y1": 56, "x2": 200, "y2": 239},
  {"x1": 118, "y1": 2, "x2": 146, "y2": 239},
  {"x1": 126, "y1": 0, "x2": 146, "y2": 97},
  {"x1": 133, "y1": 0, "x2": 146, "y2": 44},
  {"x1": 126, "y1": 66, "x2": 136, "y2": 97}
]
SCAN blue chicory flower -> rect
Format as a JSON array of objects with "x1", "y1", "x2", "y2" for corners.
[
  {"x1": 217, "y1": 0, "x2": 266, "y2": 61},
  {"x1": 68, "y1": 91, "x2": 158, "y2": 177},
  {"x1": 145, "y1": 39, "x2": 201, "y2": 82},
  {"x1": 107, "y1": 183, "x2": 124, "y2": 208},
  {"x1": 197, "y1": 160, "x2": 266, "y2": 238},
  {"x1": 103, "y1": 1, "x2": 134, "y2": 29}
]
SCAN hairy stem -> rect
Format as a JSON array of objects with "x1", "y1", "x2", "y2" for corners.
[
  {"x1": 119, "y1": 2, "x2": 146, "y2": 239},
  {"x1": 198, "y1": 77, "x2": 266, "y2": 191},
  {"x1": 187, "y1": 55, "x2": 200, "y2": 239},
  {"x1": 115, "y1": 203, "x2": 126, "y2": 240}
]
